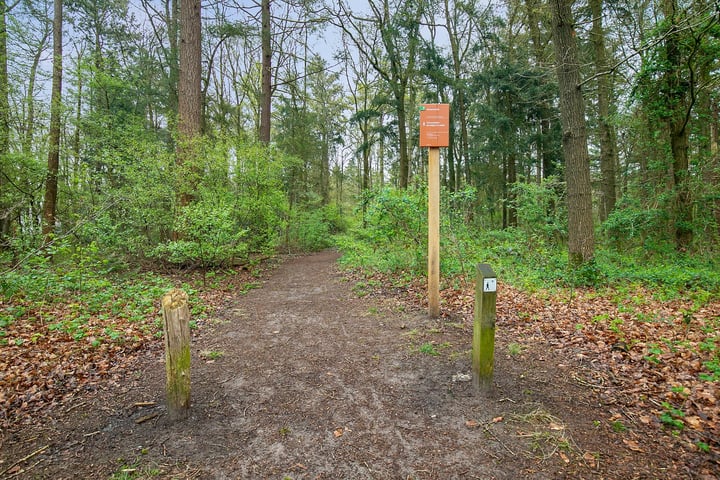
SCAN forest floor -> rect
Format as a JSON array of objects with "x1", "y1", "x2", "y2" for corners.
[{"x1": 1, "y1": 250, "x2": 719, "y2": 479}]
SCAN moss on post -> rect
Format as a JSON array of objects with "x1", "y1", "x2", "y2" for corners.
[
  {"x1": 162, "y1": 289, "x2": 191, "y2": 420},
  {"x1": 473, "y1": 264, "x2": 497, "y2": 392}
]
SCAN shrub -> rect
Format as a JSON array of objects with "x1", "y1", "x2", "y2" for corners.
[{"x1": 151, "y1": 200, "x2": 248, "y2": 267}]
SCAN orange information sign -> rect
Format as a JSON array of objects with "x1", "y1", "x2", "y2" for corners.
[{"x1": 419, "y1": 103, "x2": 450, "y2": 147}]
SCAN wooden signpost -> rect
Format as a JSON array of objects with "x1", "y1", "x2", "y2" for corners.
[{"x1": 420, "y1": 104, "x2": 450, "y2": 318}]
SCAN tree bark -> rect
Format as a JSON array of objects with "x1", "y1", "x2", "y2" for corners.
[
  {"x1": 525, "y1": 0, "x2": 556, "y2": 180},
  {"x1": 259, "y1": 0, "x2": 272, "y2": 143},
  {"x1": 661, "y1": 0, "x2": 693, "y2": 249},
  {"x1": 23, "y1": 26, "x2": 51, "y2": 156},
  {"x1": 507, "y1": 151, "x2": 517, "y2": 227},
  {"x1": 396, "y1": 87, "x2": 409, "y2": 188},
  {"x1": 549, "y1": 0, "x2": 594, "y2": 265},
  {"x1": 443, "y1": 0, "x2": 469, "y2": 189},
  {"x1": 0, "y1": 0, "x2": 8, "y2": 158},
  {"x1": 0, "y1": 0, "x2": 9, "y2": 245},
  {"x1": 711, "y1": 100, "x2": 720, "y2": 238},
  {"x1": 42, "y1": 0, "x2": 63, "y2": 245},
  {"x1": 590, "y1": 0, "x2": 617, "y2": 221},
  {"x1": 177, "y1": 0, "x2": 202, "y2": 207}
]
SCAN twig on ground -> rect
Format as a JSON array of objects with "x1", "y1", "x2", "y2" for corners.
[
  {"x1": 135, "y1": 413, "x2": 160, "y2": 424},
  {"x1": 483, "y1": 425, "x2": 516, "y2": 456},
  {"x1": 65, "y1": 401, "x2": 87, "y2": 413},
  {"x1": 0, "y1": 444, "x2": 49, "y2": 477}
]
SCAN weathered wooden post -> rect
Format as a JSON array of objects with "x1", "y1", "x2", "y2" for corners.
[
  {"x1": 419, "y1": 103, "x2": 450, "y2": 318},
  {"x1": 427, "y1": 146, "x2": 440, "y2": 318},
  {"x1": 162, "y1": 288, "x2": 191, "y2": 420},
  {"x1": 472, "y1": 264, "x2": 497, "y2": 392}
]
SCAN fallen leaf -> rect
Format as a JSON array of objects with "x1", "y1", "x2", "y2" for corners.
[
  {"x1": 491, "y1": 416, "x2": 504, "y2": 423},
  {"x1": 333, "y1": 427, "x2": 344, "y2": 437},
  {"x1": 685, "y1": 416, "x2": 702, "y2": 429},
  {"x1": 583, "y1": 451, "x2": 597, "y2": 468},
  {"x1": 465, "y1": 419, "x2": 479, "y2": 428},
  {"x1": 559, "y1": 452, "x2": 570, "y2": 463},
  {"x1": 622, "y1": 439, "x2": 644, "y2": 452}
]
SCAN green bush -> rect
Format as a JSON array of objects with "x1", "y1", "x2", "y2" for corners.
[
  {"x1": 286, "y1": 204, "x2": 347, "y2": 251},
  {"x1": 151, "y1": 199, "x2": 248, "y2": 267},
  {"x1": 510, "y1": 178, "x2": 567, "y2": 242},
  {"x1": 602, "y1": 201, "x2": 671, "y2": 252}
]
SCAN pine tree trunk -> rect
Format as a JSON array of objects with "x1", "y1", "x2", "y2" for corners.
[
  {"x1": 177, "y1": 0, "x2": 202, "y2": 207},
  {"x1": 259, "y1": 0, "x2": 271, "y2": 143},
  {"x1": 549, "y1": 0, "x2": 595, "y2": 265}
]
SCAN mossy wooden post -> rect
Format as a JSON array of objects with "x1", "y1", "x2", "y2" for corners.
[
  {"x1": 162, "y1": 289, "x2": 191, "y2": 420},
  {"x1": 473, "y1": 264, "x2": 497, "y2": 392}
]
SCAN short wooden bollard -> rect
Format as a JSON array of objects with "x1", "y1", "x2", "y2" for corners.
[
  {"x1": 162, "y1": 289, "x2": 191, "y2": 420},
  {"x1": 472, "y1": 264, "x2": 497, "y2": 391}
]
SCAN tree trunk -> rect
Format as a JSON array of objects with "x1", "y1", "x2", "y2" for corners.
[
  {"x1": 259, "y1": 0, "x2": 271, "y2": 143},
  {"x1": 23, "y1": 30, "x2": 50, "y2": 156},
  {"x1": 662, "y1": 0, "x2": 693, "y2": 249},
  {"x1": 447, "y1": 99, "x2": 456, "y2": 191},
  {"x1": 42, "y1": 0, "x2": 63, "y2": 245},
  {"x1": 711, "y1": 99, "x2": 720, "y2": 238},
  {"x1": 444, "y1": 0, "x2": 469, "y2": 189},
  {"x1": 0, "y1": 0, "x2": 8, "y2": 158},
  {"x1": 177, "y1": 0, "x2": 202, "y2": 207},
  {"x1": 507, "y1": 151, "x2": 517, "y2": 227},
  {"x1": 549, "y1": 0, "x2": 594, "y2": 265},
  {"x1": 396, "y1": 87, "x2": 409, "y2": 188},
  {"x1": 0, "y1": 1, "x2": 9, "y2": 246},
  {"x1": 525, "y1": 0, "x2": 556, "y2": 180},
  {"x1": 169, "y1": 0, "x2": 179, "y2": 144},
  {"x1": 590, "y1": 0, "x2": 617, "y2": 221}
]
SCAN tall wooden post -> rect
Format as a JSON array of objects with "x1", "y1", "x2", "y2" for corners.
[
  {"x1": 472, "y1": 264, "x2": 497, "y2": 392},
  {"x1": 419, "y1": 104, "x2": 449, "y2": 319},
  {"x1": 428, "y1": 147, "x2": 440, "y2": 318},
  {"x1": 162, "y1": 289, "x2": 191, "y2": 420}
]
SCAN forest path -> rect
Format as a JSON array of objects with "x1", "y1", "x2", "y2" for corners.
[{"x1": 1, "y1": 250, "x2": 690, "y2": 479}]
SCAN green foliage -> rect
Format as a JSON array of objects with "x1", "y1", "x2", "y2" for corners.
[
  {"x1": 285, "y1": 203, "x2": 347, "y2": 252},
  {"x1": 151, "y1": 198, "x2": 248, "y2": 268},
  {"x1": 338, "y1": 187, "x2": 427, "y2": 273},
  {"x1": 338, "y1": 184, "x2": 720, "y2": 304},
  {"x1": 659, "y1": 402, "x2": 685, "y2": 431},
  {"x1": 601, "y1": 201, "x2": 670, "y2": 252},
  {"x1": 510, "y1": 178, "x2": 567, "y2": 242},
  {"x1": 233, "y1": 142, "x2": 293, "y2": 253},
  {"x1": 0, "y1": 246, "x2": 173, "y2": 345},
  {"x1": 419, "y1": 342, "x2": 439, "y2": 356}
]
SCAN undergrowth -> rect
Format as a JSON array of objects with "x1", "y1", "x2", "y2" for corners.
[
  {"x1": 335, "y1": 187, "x2": 720, "y2": 305},
  {"x1": 0, "y1": 241, "x2": 194, "y2": 348}
]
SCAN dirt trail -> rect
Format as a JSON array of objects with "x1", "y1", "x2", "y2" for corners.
[{"x1": 0, "y1": 251, "x2": 694, "y2": 479}]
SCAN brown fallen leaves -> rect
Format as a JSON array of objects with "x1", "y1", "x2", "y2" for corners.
[
  {"x1": 448, "y1": 280, "x2": 720, "y2": 458},
  {"x1": 0, "y1": 299, "x2": 159, "y2": 427},
  {"x1": 354, "y1": 269, "x2": 719, "y2": 460}
]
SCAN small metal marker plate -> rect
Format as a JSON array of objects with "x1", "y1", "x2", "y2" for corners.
[{"x1": 483, "y1": 278, "x2": 497, "y2": 293}]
